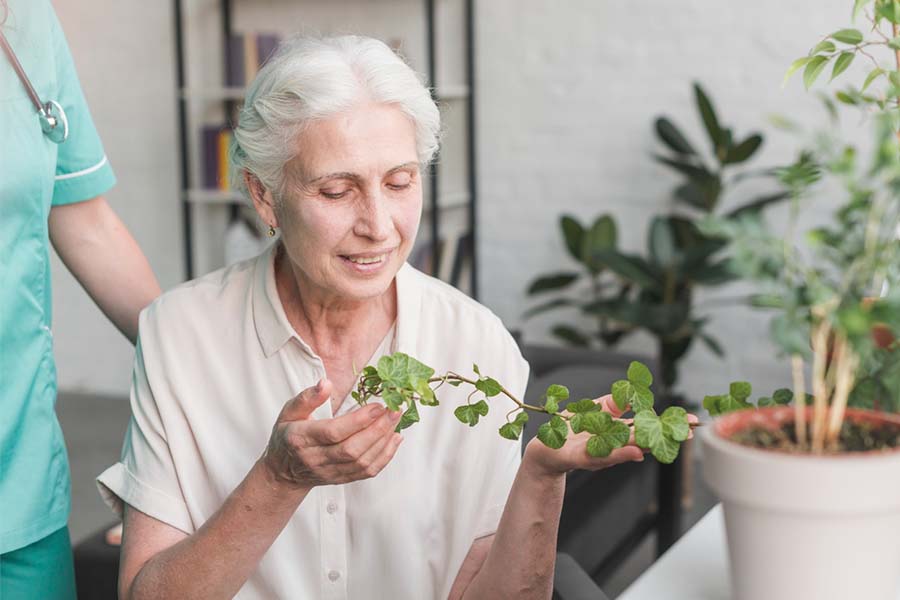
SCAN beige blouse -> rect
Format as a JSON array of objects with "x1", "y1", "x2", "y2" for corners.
[{"x1": 97, "y1": 244, "x2": 530, "y2": 600}]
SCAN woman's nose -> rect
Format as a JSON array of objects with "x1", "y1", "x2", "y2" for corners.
[{"x1": 354, "y1": 190, "x2": 394, "y2": 241}]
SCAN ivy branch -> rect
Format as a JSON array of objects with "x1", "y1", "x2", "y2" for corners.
[{"x1": 352, "y1": 353, "x2": 698, "y2": 464}]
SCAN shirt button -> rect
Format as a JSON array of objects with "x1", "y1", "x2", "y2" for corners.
[
  {"x1": 328, "y1": 570, "x2": 341, "y2": 582},
  {"x1": 326, "y1": 501, "x2": 338, "y2": 514}
]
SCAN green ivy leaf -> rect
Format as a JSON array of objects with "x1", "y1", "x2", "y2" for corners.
[
  {"x1": 499, "y1": 411, "x2": 530, "y2": 440},
  {"x1": 757, "y1": 396, "x2": 775, "y2": 408},
  {"x1": 383, "y1": 387, "x2": 405, "y2": 411},
  {"x1": 660, "y1": 406, "x2": 690, "y2": 442},
  {"x1": 627, "y1": 361, "x2": 654, "y2": 387},
  {"x1": 830, "y1": 52, "x2": 855, "y2": 81},
  {"x1": 567, "y1": 398, "x2": 600, "y2": 413},
  {"x1": 651, "y1": 434, "x2": 681, "y2": 464},
  {"x1": 472, "y1": 363, "x2": 481, "y2": 376},
  {"x1": 545, "y1": 384, "x2": 570, "y2": 404},
  {"x1": 397, "y1": 403, "x2": 420, "y2": 431},
  {"x1": 831, "y1": 28, "x2": 864, "y2": 44},
  {"x1": 611, "y1": 380, "x2": 631, "y2": 411},
  {"x1": 586, "y1": 419, "x2": 631, "y2": 458},
  {"x1": 537, "y1": 415, "x2": 569, "y2": 449},
  {"x1": 773, "y1": 388, "x2": 794, "y2": 404},
  {"x1": 730, "y1": 381, "x2": 752, "y2": 401},
  {"x1": 454, "y1": 401, "x2": 488, "y2": 426},
  {"x1": 571, "y1": 409, "x2": 606, "y2": 434},
  {"x1": 475, "y1": 377, "x2": 502, "y2": 397},
  {"x1": 499, "y1": 423, "x2": 521, "y2": 440},
  {"x1": 544, "y1": 397, "x2": 559, "y2": 414}
]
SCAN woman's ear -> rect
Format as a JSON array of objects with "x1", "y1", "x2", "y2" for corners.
[{"x1": 244, "y1": 171, "x2": 279, "y2": 229}]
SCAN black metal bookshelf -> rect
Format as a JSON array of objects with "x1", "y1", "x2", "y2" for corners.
[{"x1": 171, "y1": 0, "x2": 479, "y2": 299}]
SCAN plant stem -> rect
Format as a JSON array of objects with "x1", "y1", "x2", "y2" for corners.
[
  {"x1": 791, "y1": 354, "x2": 808, "y2": 449},
  {"x1": 825, "y1": 336, "x2": 859, "y2": 448},
  {"x1": 810, "y1": 310, "x2": 831, "y2": 453}
]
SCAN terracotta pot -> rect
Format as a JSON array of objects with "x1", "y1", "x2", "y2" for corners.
[{"x1": 702, "y1": 406, "x2": 900, "y2": 600}]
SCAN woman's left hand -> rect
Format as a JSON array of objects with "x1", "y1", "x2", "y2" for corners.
[{"x1": 522, "y1": 394, "x2": 698, "y2": 478}]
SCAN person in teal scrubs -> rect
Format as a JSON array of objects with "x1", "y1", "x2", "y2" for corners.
[{"x1": 0, "y1": 1, "x2": 161, "y2": 597}]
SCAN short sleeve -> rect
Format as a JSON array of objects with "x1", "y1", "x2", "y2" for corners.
[
  {"x1": 96, "y1": 311, "x2": 193, "y2": 534},
  {"x1": 47, "y1": 4, "x2": 115, "y2": 206}
]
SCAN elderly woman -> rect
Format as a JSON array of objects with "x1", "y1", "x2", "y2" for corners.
[{"x1": 98, "y1": 36, "x2": 649, "y2": 599}]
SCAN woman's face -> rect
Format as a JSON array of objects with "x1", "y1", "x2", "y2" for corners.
[{"x1": 266, "y1": 103, "x2": 422, "y2": 303}]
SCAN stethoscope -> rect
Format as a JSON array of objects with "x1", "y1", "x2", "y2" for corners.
[{"x1": 0, "y1": 29, "x2": 68, "y2": 143}]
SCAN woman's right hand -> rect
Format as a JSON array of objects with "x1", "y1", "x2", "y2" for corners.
[{"x1": 262, "y1": 379, "x2": 404, "y2": 490}]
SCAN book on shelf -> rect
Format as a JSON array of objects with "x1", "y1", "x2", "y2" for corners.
[
  {"x1": 201, "y1": 125, "x2": 234, "y2": 191},
  {"x1": 226, "y1": 32, "x2": 281, "y2": 87}
]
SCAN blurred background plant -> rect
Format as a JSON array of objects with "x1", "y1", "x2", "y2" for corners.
[
  {"x1": 525, "y1": 83, "x2": 789, "y2": 398},
  {"x1": 697, "y1": 0, "x2": 900, "y2": 449}
]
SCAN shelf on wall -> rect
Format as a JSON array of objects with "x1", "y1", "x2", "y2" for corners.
[{"x1": 180, "y1": 85, "x2": 470, "y2": 102}]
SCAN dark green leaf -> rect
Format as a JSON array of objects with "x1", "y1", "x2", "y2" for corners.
[
  {"x1": 698, "y1": 332, "x2": 725, "y2": 357},
  {"x1": 723, "y1": 134, "x2": 763, "y2": 164},
  {"x1": 527, "y1": 273, "x2": 580, "y2": 295},
  {"x1": 383, "y1": 387, "x2": 405, "y2": 411},
  {"x1": 725, "y1": 192, "x2": 791, "y2": 219},
  {"x1": 649, "y1": 216, "x2": 678, "y2": 267},
  {"x1": 523, "y1": 298, "x2": 575, "y2": 319},
  {"x1": 773, "y1": 388, "x2": 793, "y2": 404},
  {"x1": 537, "y1": 415, "x2": 569, "y2": 449},
  {"x1": 655, "y1": 117, "x2": 697, "y2": 155},
  {"x1": 561, "y1": 215, "x2": 586, "y2": 263},
  {"x1": 653, "y1": 154, "x2": 712, "y2": 181},
  {"x1": 586, "y1": 419, "x2": 631, "y2": 457},
  {"x1": 590, "y1": 249, "x2": 661, "y2": 290},
  {"x1": 551, "y1": 325, "x2": 590, "y2": 347},
  {"x1": 694, "y1": 83, "x2": 723, "y2": 152}
]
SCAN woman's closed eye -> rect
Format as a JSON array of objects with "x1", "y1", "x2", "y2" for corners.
[
  {"x1": 320, "y1": 187, "x2": 351, "y2": 200},
  {"x1": 385, "y1": 172, "x2": 414, "y2": 192}
]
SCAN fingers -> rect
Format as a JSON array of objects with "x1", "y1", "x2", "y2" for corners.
[
  {"x1": 303, "y1": 403, "x2": 389, "y2": 445},
  {"x1": 278, "y1": 379, "x2": 333, "y2": 422},
  {"x1": 597, "y1": 394, "x2": 626, "y2": 418},
  {"x1": 320, "y1": 410, "x2": 403, "y2": 464}
]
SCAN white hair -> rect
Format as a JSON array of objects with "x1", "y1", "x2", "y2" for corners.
[{"x1": 230, "y1": 35, "x2": 441, "y2": 200}]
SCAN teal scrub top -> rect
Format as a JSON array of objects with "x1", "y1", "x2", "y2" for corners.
[{"x1": 0, "y1": 0, "x2": 116, "y2": 553}]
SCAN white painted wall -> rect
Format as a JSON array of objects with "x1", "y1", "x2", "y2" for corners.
[
  {"x1": 476, "y1": 0, "x2": 870, "y2": 403},
  {"x1": 51, "y1": 1, "x2": 182, "y2": 396},
  {"x1": 51, "y1": 0, "x2": 869, "y2": 400}
]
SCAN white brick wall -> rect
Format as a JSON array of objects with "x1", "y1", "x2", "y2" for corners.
[{"x1": 51, "y1": 0, "x2": 870, "y2": 399}]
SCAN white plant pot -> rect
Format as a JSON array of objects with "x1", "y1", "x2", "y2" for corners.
[{"x1": 702, "y1": 406, "x2": 900, "y2": 600}]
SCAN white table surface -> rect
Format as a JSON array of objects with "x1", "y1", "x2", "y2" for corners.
[
  {"x1": 617, "y1": 504, "x2": 900, "y2": 600},
  {"x1": 617, "y1": 504, "x2": 730, "y2": 600}
]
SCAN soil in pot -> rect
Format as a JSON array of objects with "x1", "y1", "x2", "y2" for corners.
[{"x1": 730, "y1": 418, "x2": 900, "y2": 453}]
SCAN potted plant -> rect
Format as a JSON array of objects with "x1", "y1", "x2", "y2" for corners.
[
  {"x1": 524, "y1": 83, "x2": 788, "y2": 399},
  {"x1": 699, "y1": 4, "x2": 900, "y2": 598}
]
